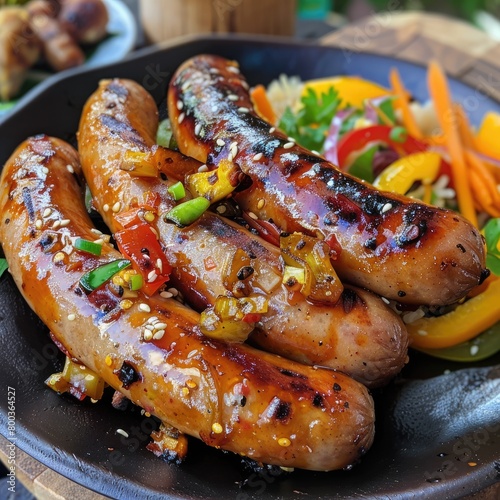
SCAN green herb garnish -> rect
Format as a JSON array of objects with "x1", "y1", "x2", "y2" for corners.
[
  {"x1": 484, "y1": 218, "x2": 500, "y2": 276},
  {"x1": 0, "y1": 258, "x2": 8, "y2": 279},
  {"x1": 278, "y1": 87, "x2": 341, "y2": 152}
]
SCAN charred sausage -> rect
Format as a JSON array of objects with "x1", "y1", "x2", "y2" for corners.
[
  {"x1": 77, "y1": 78, "x2": 409, "y2": 388},
  {"x1": 0, "y1": 134, "x2": 375, "y2": 471},
  {"x1": 167, "y1": 54, "x2": 488, "y2": 307}
]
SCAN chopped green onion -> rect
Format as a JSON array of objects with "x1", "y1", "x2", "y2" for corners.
[
  {"x1": 74, "y1": 238, "x2": 102, "y2": 256},
  {"x1": 0, "y1": 258, "x2": 8, "y2": 279},
  {"x1": 129, "y1": 273, "x2": 143, "y2": 291},
  {"x1": 389, "y1": 126, "x2": 408, "y2": 143},
  {"x1": 80, "y1": 259, "x2": 131, "y2": 293},
  {"x1": 156, "y1": 119, "x2": 172, "y2": 147},
  {"x1": 167, "y1": 181, "x2": 186, "y2": 201},
  {"x1": 164, "y1": 197, "x2": 210, "y2": 226},
  {"x1": 85, "y1": 185, "x2": 94, "y2": 213}
]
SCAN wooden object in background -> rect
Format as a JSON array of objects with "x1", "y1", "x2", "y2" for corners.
[{"x1": 139, "y1": 0, "x2": 297, "y2": 44}]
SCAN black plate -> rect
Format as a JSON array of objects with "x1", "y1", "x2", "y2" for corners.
[{"x1": 0, "y1": 35, "x2": 499, "y2": 500}]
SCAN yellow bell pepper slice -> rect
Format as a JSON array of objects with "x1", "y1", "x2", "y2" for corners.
[
  {"x1": 407, "y1": 276, "x2": 500, "y2": 349},
  {"x1": 475, "y1": 111, "x2": 500, "y2": 160},
  {"x1": 186, "y1": 159, "x2": 239, "y2": 203},
  {"x1": 372, "y1": 151, "x2": 441, "y2": 194},
  {"x1": 302, "y1": 76, "x2": 390, "y2": 109}
]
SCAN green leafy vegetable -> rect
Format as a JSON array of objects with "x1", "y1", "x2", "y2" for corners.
[
  {"x1": 483, "y1": 218, "x2": 500, "y2": 276},
  {"x1": 348, "y1": 145, "x2": 377, "y2": 183},
  {"x1": 278, "y1": 87, "x2": 341, "y2": 152},
  {"x1": 156, "y1": 119, "x2": 172, "y2": 147},
  {"x1": 0, "y1": 259, "x2": 8, "y2": 279}
]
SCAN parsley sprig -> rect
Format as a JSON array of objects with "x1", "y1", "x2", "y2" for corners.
[
  {"x1": 278, "y1": 87, "x2": 341, "y2": 153},
  {"x1": 484, "y1": 218, "x2": 500, "y2": 276}
]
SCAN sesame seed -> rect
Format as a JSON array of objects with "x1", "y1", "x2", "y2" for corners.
[
  {"x1": 42, "y1": 167, "x2": 49, "y2": 174},
  {"x1": 227, "y1": 65, "x2": 239, "y2": 74},
  {"x1": 53, "y1": 252, "x2": 65, "y2": 262},
  {"x1": 178, "y1": 112, "x2": 185, "y2": 124},
  {"x1": 167, "y1": 288, "x2": 179, "y2": 296},
  {"x1": 148, "y1": 316, "x2": 159, "y2": 323},
  {"x1": 311, "y1": 150, "x2": 320, "y2": 156},
  {"x1": 417, "y1": 330, "x2": 428, "y2": 336},
  {"x1": 287, "y1": 137, "x2": 295, "y2": 143},
  {"x1": 181, "y1": 81, "x2": 191, "y2": 92},
  {"x1": 257, "y1": 199, "x2": 265, "y2": 209},
  {"x1": 139, "y1": 303, "x2": 151, "y2": 312},
  {"x1": 52, "y1": 220, "x2": 61, "y2": 229},
  {"x1": 67, "y1": 313, "x2": 76, "y2": 321},
  {"x1": 227, "y1": 152, "x2": 234, "y2": 162},
  {"x1": 43, "y1": 208, "x2": 52, "y2": 218},
  {"x1": 194, "y1": 123, "x2": 202, "y2": 136},
  {"x1": 160, "y1": 291, "x2": 173, "y2": 299},
  {"x1": 93, "y1": 238, "x2": 104, "y2": 245},
  {"x1": 66, "y1": 164, "x2": 74, "y2": 174},
  {"x1": 150, "y1": 227, "x2": 159, "y2": 239},
  {"x1": 112, "y1": 202, "x2": 121, "y2": 213},
  {"x1": 145, "y1": 324, "x2": 155, "y2": 331},
  {"x1": 59, "y1": 219, "x2": 70, "y2": 227},
  {"x1": 198, "y1": 164, "x2": 208, "y2": 172},
  {"x1": 91, "y1": 228, "x2": 102, "y2": 235},
  {"x1": 241, "y1": 81, "x2": 249, "y2": 90},
  {"x1": 238, "y1": 107, "x2": 249, "y2": 113},
  {"x1": 153, "y1": 329, "x2": 165, "y2": 340},
  {"x1": 269, "y1": 127, "x2": 276, "y2": 133},
  {"x1": 147, "y1": 271, "x2": 158, "y2": 282},
  {"x1": 470, "y1": 345, "x2": 479, "y2": 356},
  {"x1": 116, "y1": 429, "x2": 129, "y2": 438},
  {"x1": 103, "y1": 204, "x2": 110, "y2": 212},
  {"x1": 177, "y1": 100, "x2": 183, "y2": 110},
  {"x1": 102, "y1": 234, "x2": 111, "y2": 243},
  {"x1": 228, "y1": 94, "x2": 238, "y2": 101},
  {"x1": 248, "y1": 211, "x2": 258, "y2": 220},
  {"x1": 212, "y1": 422, "x2": 223, "y2": 434},
  {"x1": 216, "y1": 205, "x2": 227, "y2": 214},
  {"x1": 143, "y1": 330, "x2": 153, "y2": 341},
  {"x1": 278, "y1": 437, "x2": 291, "y2": 447},
  {"x1": 35, "y1": 219, "x2": 43, "y2": 229},
  {"x1": 154, "y1": 322, "x2": 167, "y2": 330},
  {"x1": 381, "y1": 297, "x2": 390, "y2": 304},
  {"x1": 253, "y1": 153, "x2": 263, "y2": 161},
  {"x1": 105, "y1": 355, "x2": 113, "y2": 366},
  {"x1": 120, "y1": 299, "x2": 133, "y2": 310},
  {"x1": 216, "y1": 138, "x2": 225, "y2": 147},
  {"x1": 283, "y1": 142, "x2": 294, "y2": 149},
  {"x1": 156, "y1": 258, "x2": 163, "y2": 273},
  {"x1": 187, "y1": 349, "x2": 198, "y2": 358},
  {"x1": 381, "y1": 203, "x2": 393, "y2": 213}
]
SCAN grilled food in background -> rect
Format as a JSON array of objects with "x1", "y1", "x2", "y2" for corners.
[
  {"x1": 0, "y1": 0, "x2": 108, "y2": 100},
  {"x1": 0, "y1": 7, "x2": 41, "y2": 101}
]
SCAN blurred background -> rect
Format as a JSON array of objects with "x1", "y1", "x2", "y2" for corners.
[{"x1": 297, "y1": 0, "x2": 500, "y2": 39}]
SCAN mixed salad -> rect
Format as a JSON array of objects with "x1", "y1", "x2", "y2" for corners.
[{"x1": 248, "y1": 61, "x2": 500, "y2": 363}]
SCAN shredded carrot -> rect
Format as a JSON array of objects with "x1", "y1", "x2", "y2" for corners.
[
  {"x1": 454, "y1": 104, "x2": 478, "y2": 151},
  {"x1": 465, "y1": 149, "x2": 500, "y2": 210},
  {"x1": 389, "y1": 68, "x2": 423, "y2": 140},
  {"x1": 427, "y1": 61, "x2": 478, "y2": 227},
  {"x1": 250, "y1": 85, "x2": 277, "y2": 125}
]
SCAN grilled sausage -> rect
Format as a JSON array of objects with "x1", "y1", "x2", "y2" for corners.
[
  {"x1": 59, "y1": 0, "x2": 109, "y2": 44},
  {"x1": 0, "y1": 7, "x2": 41, "y2": 101},
  {"x1": 0, "y1": 134, "x2": 375, "y2": 471},
  {"x1": 167, "y1": 54, "x2": 488, "y2": 307},
  {"x1": 28, "y1": 0, "x2": 85, "y2": 71},
  {"x1": 77, "y1": 78, "x2": 409, "y2": 388}
]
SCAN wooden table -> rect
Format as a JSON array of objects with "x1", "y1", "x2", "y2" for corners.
[{"x1": 1, "y1": 10, "x2": 500, "y2": 500}]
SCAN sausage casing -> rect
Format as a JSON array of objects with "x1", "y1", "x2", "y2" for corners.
[
  {"x1": 167, "y1": 54, "x2": 488, "y2": 307},
  {"x1": 0, "y1": 135, "x2": 375, "y2": 471}
]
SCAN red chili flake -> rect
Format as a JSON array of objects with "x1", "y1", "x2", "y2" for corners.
[{"x1": 204, "y1": 256, "x2": 217, "y2": 271}]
